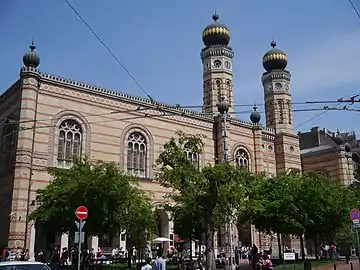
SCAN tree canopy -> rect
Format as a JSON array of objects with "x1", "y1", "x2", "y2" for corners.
[
  {"x1": 30, "y1": 158, "x2": 155, "y2": 240},
  {"x1": 239, "y1": 169, "x2": 352, "y2": 258},
  {"x1": 156, "y1": 131, "x2": 256, "y2": 270}
]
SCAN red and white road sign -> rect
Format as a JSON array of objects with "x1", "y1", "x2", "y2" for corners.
[{"x1": 75, "y1": 206, "x2": 88, "y2": 220}]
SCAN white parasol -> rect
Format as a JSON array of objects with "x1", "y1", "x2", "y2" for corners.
[{"x1": 152, "y1": 237, "x2": 172, "y2": 243}]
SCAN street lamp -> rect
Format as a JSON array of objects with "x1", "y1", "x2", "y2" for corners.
[{"x1": 217, "y1": 98, "x2": 235, "y2": 270}]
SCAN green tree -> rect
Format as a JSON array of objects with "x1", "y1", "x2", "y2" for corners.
[
  {"x1": 294, "y1": 172, "x2": 351, "y2": 257},
  {"x1": 30, "y1": 158, "x2": 155, "y2": 243},
  {"x1": 156, "y1": 131, "x2": 253, "y2": 270},
  {"x1": 238, "y1": 170, "x2": 303, "y2": 259}
]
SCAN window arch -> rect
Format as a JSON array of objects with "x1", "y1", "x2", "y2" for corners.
[
  {"x1": 235, "y1": 149, "x2": 250, "y2": 169},
  {"x1": 266, "y1": 101, "x2": 274, "y2": 125},
  {"x1": 184, "y1": 143, "x2": 200, "y2": 168},
  {"x1": 214, "y1": 79, "x2": 222, "y2": 101},
  {"x1": 278, "y1": 99, "x2": 284, "y2": 124},
  {"x1": 2, "y1": 118, "x2": 18, "y2": 169},
  {"x1": 287, "y1": 101, "x2": 292, "y2": 124},
  {"x1": 57, "y1": 119, "x2": 83, "y2": 167},
  {"x1": 127, "y1": 132, "x2": 147, "y2": 177},
  {"x1": 226, "y1": 80, "x2": 231, "y2": 104}
]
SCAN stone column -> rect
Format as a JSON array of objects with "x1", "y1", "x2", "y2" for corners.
[
  {"x1": 88, "y1": 236, "x2": 98, "y2": 252},
  {"x1": 60, "y1": 233, "x2": 69, "y2": 250},
  {"x1": 29, "y1": 222, "x2": 36, "y2": 261}
]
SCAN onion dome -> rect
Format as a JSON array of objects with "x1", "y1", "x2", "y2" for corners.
[
  {"x1": 334, "y1": 132, "x2": 344, "y2": 146},
  {"x1": 250, "y1": 105, "x2": 261, "y2": 124},
  {"x1": 23, "y1": 40, "x2": 40, "y2": 68},
  {"x1": 262, "y1": 40, "x2": 287, "y2": 72},
  {"x1": 202, "y1": 13, "x2": 230, "y2": 47},
  {"x1": 344, "y1": 142, "x2": 352, "y2": 152},
  {"x1": 217, "y1": 97, "x2": 229, "y2": 114}
]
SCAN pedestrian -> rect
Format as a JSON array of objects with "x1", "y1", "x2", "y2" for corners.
[
  {"x1": 141, "y1": 257, "x2": 152, "y2": 270},
  {"x1": 154, "y1": 250, "x2": 166, "y2": 270}
]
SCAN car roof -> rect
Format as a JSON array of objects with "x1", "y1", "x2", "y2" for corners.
[{"x1": 0, "y1": 262, "x2": 45, "y2": 266}]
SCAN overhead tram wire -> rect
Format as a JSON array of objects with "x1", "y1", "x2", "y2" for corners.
[
  {"x1": 294, "y1": 93, "x2": 360, "y2": 129},
  {"x1": 0, "y1": 101, "x2": 358, "y2": 131},
  {"x1": 3, "y1": 105, "x2": 359, "y2": 140},
  {"x1": 62, "y1": 0, "x2": 153, "y2": 101},
  {"x1": 348, "y1": 0, "x2": 360, "y2": 20}
]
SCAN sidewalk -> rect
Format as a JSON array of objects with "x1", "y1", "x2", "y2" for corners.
[{"x1": 314, "y1": 262, "x2": 360, "y2": 270}]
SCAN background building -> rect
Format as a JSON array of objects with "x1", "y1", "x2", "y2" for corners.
[
  {"x1": 299, "y1": 127, "x2": 355, "y2": 186},
  {"x1": 1, "y1": 12, "x2": 351, "y2": 258}
]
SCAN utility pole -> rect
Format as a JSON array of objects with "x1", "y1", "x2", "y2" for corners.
[{"x1": 217, "y1": 98, "x2": 235, "y2": 270}]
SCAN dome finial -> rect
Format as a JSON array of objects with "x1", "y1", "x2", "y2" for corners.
[
  {"x1": 23, "y1": 38, "x2": 40, "y2": 68},
  {"x1": 212, "y1": 11, "x2": 219, "y2": 21},
  {"x1": 250, "y1": 103, "x2": 261, "y2": 124},
  {"x1": 270, "y1": 39, "x2": 276, "y2": 48},
  {"x1": 30, "y1": 37, "x2": 36, "y2": 51}
]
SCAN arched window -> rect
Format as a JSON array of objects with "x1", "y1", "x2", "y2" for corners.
[
  {"x1": 186, "y1": 150, "x2": 199, "y2": 168},
  {"x1": 226, "y1": 80, "x2": 231, "y2": 104},
  {"x1": 215, "y1": 79, "x2": 222, "y2": 101},
  {"x1": 266, "y1": 101, "x2": 274, "y2": 125},
  {"x1": 2, "y1": 119, "x2": 18, "y2": 169},
  {"x1": 235, "y1": 149, "x2": 249, "y2": 169},
  {"x1": 278, "y1": 99, "x2": 284, "y2": 124},
  {"x1": 127, "y1": 132, "x2": 147, "y2": 177},
  {"x1": 57, "y1": 119, "x2": 82, "y2": 167},
  {"x1": 287, "y1": 101, "x2": 292, "y2": 124}
]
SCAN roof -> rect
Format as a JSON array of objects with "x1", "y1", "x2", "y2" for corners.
[{"x1": 300, "y1": 145, "x2": 333, "y2": 155}]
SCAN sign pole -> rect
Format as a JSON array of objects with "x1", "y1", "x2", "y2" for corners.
[
  {"x1": 77, "y1": 219, "x2": 82, "y2": 270},
  {"x1": 356, "y1": 229, "x2": 360, "y2": 265}
]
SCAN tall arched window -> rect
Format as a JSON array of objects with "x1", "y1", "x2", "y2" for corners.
[
  {"x1": 186, "y1": 150, "x2": 199, "y2": 168},
  {"x1": 287, "y1": 101, "x2": 292, "y2": 124},
  {"x1": 215, "y1": 79, "x2": 222, "y2": 101},
  {"x1": 266, "y1": 101, "x2": 274, "y2": 125},
  {"x1": 2, "y1": 119, "x2": 18, "y2": 169},
  {"x1": 235, "y1": 149, "x2": 249, "y2": 169},
  {"x1": 226, "y1": 80, "x2": 231, "y2": 104},
  {"x1": 278, "y1": 99, "x2": 284, "y2": 124},
  {"x1": 57, "y1": 119, "x2": 82, "y2": 167},
  {"x1": 127, "y1": 132, "x2": 147, "y2": 177}
]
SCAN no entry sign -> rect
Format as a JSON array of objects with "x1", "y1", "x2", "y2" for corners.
[
  {"x1": 350, "y1": 208, "x2": 360, "y2": 221},
  {"x1": 75, "y1": 206, "x2": 88, "y2": 220}
]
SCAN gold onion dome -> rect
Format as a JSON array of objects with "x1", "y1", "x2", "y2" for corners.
[
  {"x1": 262, "y1": 40, "x2": 287, "y2": 72},
  {"x1": 202, "y1": 13, "x2": 230, "y2": 47}
]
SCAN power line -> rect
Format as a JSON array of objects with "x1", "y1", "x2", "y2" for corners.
[
  {"x1": 62, "y1": 0, "x2": 153, "y2": 101},
  {"x1": 348, "y1": 0, "x2": 360, "y2": 20}
]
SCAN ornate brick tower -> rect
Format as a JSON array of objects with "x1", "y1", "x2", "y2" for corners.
[
  {"x1": 8, "y1": 41, "x2": 41, "y2": 249},
  {"x1": 261, "y1": 41, "x2": 301, "y2": 172},
  {"x1": 201, "y1": 13, "x2": 234, "y2": 116},
  {"x1": 261, "y1": 41, "x2": 302, "y2": 252}
]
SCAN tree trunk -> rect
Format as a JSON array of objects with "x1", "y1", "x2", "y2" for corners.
[
  {"x1": 205, "y1": 210, "x2": 216, "y2": 270},
  {"x1": 277, "y1": 232, "x2": 282, "y2": 260},
  {"x1": 126, "y1": 232, "x2": 132, "y2": 269},
  {"x1": 313, "y1": 237, "x2": 319, "y2": 259},
  {"x1": 190, "y1": 230, "x2": 193, "y2": 261},
  {"x1": 300, "y1": 234, "x2": 305, "y2": 260}
]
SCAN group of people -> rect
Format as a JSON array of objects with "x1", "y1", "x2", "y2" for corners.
[{"x1": 1, "y1": 247, "x2": 30, "y2": 262}]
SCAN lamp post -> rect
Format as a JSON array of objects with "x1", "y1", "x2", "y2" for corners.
[{"x1": 217, "y1": 98, "x2": 235, "y2": 270}]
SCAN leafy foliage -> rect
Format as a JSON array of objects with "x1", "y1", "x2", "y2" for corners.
[
  {"x1": 239, "y1": 169, "x2": 352, "y2": 257},
  {"x1": 30, "y1": 158, "x2": 155, "y2": 240},
  {"x1": 156, "y1": 131, "x2": 255, "y2": 270}
]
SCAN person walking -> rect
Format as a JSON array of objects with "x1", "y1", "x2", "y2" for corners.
[
  {"x1": 154, "y1": 250, "x2": 166, "y2": 270},
  {"x1": 141, "y1": 257, "x2": 152, "y2": 270}
]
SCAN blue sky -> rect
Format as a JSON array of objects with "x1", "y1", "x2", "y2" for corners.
[{"x1": 1, "y1": 0, "x2": 360, "y2": 135}]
